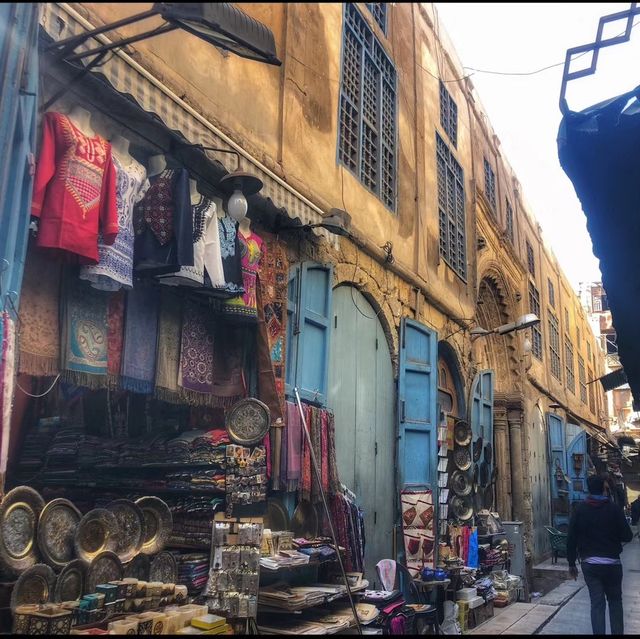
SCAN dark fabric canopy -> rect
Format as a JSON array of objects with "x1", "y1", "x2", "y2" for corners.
[{"x1": 558, "y1": 84, "x2": 640, "y2": 408}]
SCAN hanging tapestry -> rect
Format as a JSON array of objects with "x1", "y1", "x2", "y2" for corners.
[
  {"x1": 209, "y1": 322, "x2": 246, "y2": 406},
  {"x1": 285, "y1": 400, "x2": 302, "y2": 490},
  {"x1": 107, "y1": 290, "x2": 125, "y2": 386},
  {"x1": 61, "y1": 274, "x2": 108, "y2": 389},
  {"x1": 401, "y1": 487, "x2": 436, "y2": 577},
  {"x1": 121, "y1": 284, "x2": 159, "y2": 394},
  {"x1": 180, "y1": 299, "x2": 215, "y2": 396},
  {"x1": 155, "y1": 288, "x2": 183, "y2": 404},
  {"x1": 17, "y1": 244, "x2": 62, "y2": 376}
]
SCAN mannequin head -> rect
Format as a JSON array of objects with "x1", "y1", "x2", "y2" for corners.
[
  {"x1": 189, "y1": 178, "x2": 200, "y2": 201},
  {"x1": 67, "y1": 105, "x2": 95, "y2": 137},
  {"x1": 238, "y1": 216, "x2": 252, "y2": 237},
  {"x1": 110, "y1": 134, "x2": 131, "y2": 159},
  {"x1": 147, "y1": 154, "x2": 167, "y2": 177}
]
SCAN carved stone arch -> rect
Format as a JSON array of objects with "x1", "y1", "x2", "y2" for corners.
[{"x1": 438, "y1": 340, "x2": 467, "y2": 418}]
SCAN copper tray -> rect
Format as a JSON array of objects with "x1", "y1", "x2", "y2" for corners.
[
  {"x1": 38, "y1": 498, "x2": 81, "y2": 569},
  {"x1": 123, "y1": 553, "x2": 150, "y2": 581},
  {"x1": 149, "y1": 551, "x2": 177, "y2": 583},
  {"x1": 86, "y1": 551, "x2": 122, "y2": 594},
  {"x1": 105, "y1": 499, "x2": 146, "y2": 564},
  {"x1": 453, "y1": 420, "x2": 472, "y2": 447},
  {"x1": 74, "y1": 509, "x2": 118, "y2": 563},
  {"x1": 134, "y1": 497, "x2": 172, "y2": 555},
  {"x1": 0, "y1": 486, "x2": 45, "y2": 575},
  {"x1": 53, "y1": 559, "x2": 86, "y2": 602},
  {"x1": 453, "y1": 446, "x2": 471, "y2": 471},
  {"x1": 225, "y1": 398, "x2": 271, "y2": 445},
  {"x1": 10, "y1": 563, "x2": 55, "y2": 611}
]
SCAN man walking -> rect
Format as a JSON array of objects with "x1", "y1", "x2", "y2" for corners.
[{"x1": 567, "y1": 475, "x2": 633, "y2": 635}]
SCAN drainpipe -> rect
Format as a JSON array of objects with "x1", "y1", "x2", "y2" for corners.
[{"x1": 507, "y1": 406, "x2": 525, "y2": 521}]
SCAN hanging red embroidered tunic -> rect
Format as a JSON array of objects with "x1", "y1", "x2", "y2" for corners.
[{"x1": 31, "y1": 112, "x2": 118, "y2": 264}]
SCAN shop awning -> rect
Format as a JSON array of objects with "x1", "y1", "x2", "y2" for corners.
[
  {"x1": 557, "y1": 84, "x2": 640, "y2": 409},
  {"x1": 39, "y1": 3, "x2": 336, "y2": 245}
]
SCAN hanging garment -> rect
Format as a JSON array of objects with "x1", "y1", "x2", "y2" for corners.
[
  {"x1": 155, "y1": 288, "x2": 183, "y2": 404},
  {"x1": 60, "y1": 275, "x2": 109, "y2": 389},
  {"x1": 158, "y1": 196, "x2": 217, "y2": 287},
  {"x1": 285, "y1": 400, "x2": 302, "y2": 489},
  {"x1": 0, "y1": 314, "x2": 16, "y2": 481},
  {"x1": 215, "y1": 213, "x2": 244, "y2": 296},
  {"x1": 256, "y1": 279, "x2": 282, "y2": 421},
  {"x1": 121, "y1": 285, "x2": 160, "y2": 394},
  {"x1": 209, "y1": 322, "x2": 246, "y2": 405},
  {"x1": 31, "y1": 111, "x2": 118, "y2": 263},
  {"x1": 133, "y1": 168, "x2": 193, "y2": 276},
  {"x1": 17, "y1": 244, "x2": 62, "y2": 376},
  {"x1": 222, "y1": 230, "x2": 264, "y2": 321},
  {"x1": 179, "y1": 299, "x2": 215, "y2": 395},
  {"x1": 106, "y1": 290, "x2": 125, "y2": 386},
  {"x1": 80, "y1": 155, "x2": 149, "y2": 290}
]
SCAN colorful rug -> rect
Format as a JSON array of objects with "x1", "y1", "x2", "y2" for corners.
[{"x1": 180, "y1": 299, "x2": 214, "y2": 395}]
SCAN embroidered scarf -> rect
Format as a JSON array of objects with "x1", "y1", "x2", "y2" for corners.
[
  {"x1": 107, "y1": 290, "x2": 125, "y2": 385},
  {"x1": 180, "y1": 299, "x2": 214, "y2": 395},
  {"x1": 122, "y1": 285, "x2": 159, "y2": 394},
  {"x1": 155, "y1": 289, "x2": 183, "y2": 403},
  {"x1": 61, "y1": 274, "x2": 108, "y2": 389},
  {"x1": 17, "y1": 245, "x2": 62, "y2": 376},
  {"x1": 285, "y1": 400, "x2": 302, "y2": 486}
]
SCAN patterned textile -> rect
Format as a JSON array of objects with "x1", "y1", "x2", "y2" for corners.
[
  {"x1": 180, "y1": 300, "x2": 214, "y2": 395},
  {"x1": 376, "y1": 559, "x2": 397, "y2": 591},
  {"x1": 1, "y1": 314, "x2": 16, "y2": 484},
  {"x1": 222, "y1": 230, "x2": 263, "y2": 320},
  {"x1": 31, "y1": 112, "x2": 118, "y2": 264},
  {"x1": 310, "y1": 407, "x2": 323, "y2": 504},
  {"x1": 216, "y1": 213, "x2": 244, "y2": 296},
  {"x1": 210, "y1": 322, "x2": 246, "y2": 404},
  {"x1": 80, "y1": 155, "x2": 149, "y2": 290},
  {"x1": 107, "y1": 290, "x2": 125, "y2": 383},
  {"x1": 155, "y1": 289, "x2": 183, "y2": 403},
  {"x1": 320, "y1": 410, "x2": 329, "y2": 494},
  {"x1": 17, "y1": 244, "x2": 62, "y2": 376},
  {"x1": 327, "y1": 412, "x2": 341, "y2": 495},
  {"x1": 135, "y1": 169, "x2": 175, "y2": 245},
  {"x1": 121, "y1": 285, "x2": 159, "y2": 394},
  {"x1": 285, "y1": 400, "x2": 302, "y2": 486},
  {"x1": 61, "y1": 276, "x2": 109, "y2": 388},
  {"x1": 256, "y1": 277, "x2": 282, "y2": 421}
]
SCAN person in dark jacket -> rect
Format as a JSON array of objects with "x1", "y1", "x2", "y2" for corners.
[
  {"x1": 630, "y1": 495, "x2": 640, "y2": 526},
  {"x1": 567, "y1": 474, "x2": 633, "y2": 635}
]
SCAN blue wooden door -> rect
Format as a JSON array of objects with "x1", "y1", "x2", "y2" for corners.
[
  {"x1": 548, "y1": 414, "x2": 569, "y2": 530},
  {"x1": 397, "y1": 318, "x2": 438, "y2": 489},
  {"x1": 565, "y1": 424, "x2": 588, "y2": 507},
  {"x1": 470, "y1": 370, "x2": 494, "y2": 456},
  {"x1": 329, "y1": 286, "x2": 394, "y2": 577}
]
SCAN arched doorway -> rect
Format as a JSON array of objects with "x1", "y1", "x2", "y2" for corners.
[{"x1": 328, "y1": 285, "x2": 395, "y2": 579}]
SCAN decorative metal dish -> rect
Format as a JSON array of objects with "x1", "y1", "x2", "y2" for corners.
[
  {"x1": 37, "y1": 498, "x2": 81, "y2": 569},
  {"x1": 124, "y1": 553, "x2": 150, "y2": 581},
  {"x1": 86, "y1": 551, "x2": 122, "y2": 594},
  {"x1": 265, "y1": 498, "x2": 290, "y2": 532},
  {"x1": 450, "y1": 495, "x2": 473, "y2": 521},
  {"x1": 453, "y1": 420, "x2": 472, "y2": 447},
  {"x1": 450, "y1": 470, "x2": 472, "y2": 497},
  {"x1": 53, "y1": 559, "x2": 86, "y2": 602},
  {"x1": 225, "y1": 398, "x2": 271, "y2": 446},
  {"x1": 473, "y1": 436, "x2": 483, "y2": 463},
  {"x1": 134, "y1": 497, "x2": 172, "y2": 555},
  {"x1": 453, "y1": 446, "x2": 471, "y2": 471},
  {"x1": 290, "y1": 500, "x2": 319, "y2": 539},
  {"x1": 149, "y1": 551, "x2": 177, "y2": 584},
  {"x1": 74, "y1": 508, "x2": 118, "y2": 563},
  {"x1": 105, "y1": 499, "x2": 146, "y2": 564},
  {"x1": 10, "y1": 563, "x2": 55, "y2": 611},
  {"x1": 0, "y1": 486, "x2": 45, "y2": 575}
]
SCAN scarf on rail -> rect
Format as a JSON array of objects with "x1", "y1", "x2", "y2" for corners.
[
  {"x1": 61, "y1": 274, "x2": 108, "y2": 389},
  {"x1": 107, "y1": 290, "x2": 125, "y2": 387},
  {"x1": 155, "y1": 288, "x2": 183, "y2": 404},
  {"x1": 209, "y1": 321, "x2": 246, "y2": 407},
  {"x1": 122, "y1": 284, "x2": 159, "y2": 394},
  {"x1": 285, "y1": 400, "x2": 302, "y2": 489},
  {"x1": 17, "y1": 245, "x2": 62, "y2": 376},
  {"x1": 180, "y1": 299, "x2": 214, "y2": 396}
]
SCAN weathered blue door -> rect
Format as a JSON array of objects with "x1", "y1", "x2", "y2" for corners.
[
  {"x1": 565, "y1": 423, "x2": 588, "y2": 507},
  {"x1": 548, "y1": 414, "x2": 569, "y2": 530},
  {"x1": 328, "y1": 286, "x2": 394, "y2": 577},
  {"x1": 0, "y1": 3, "x2": 39, "y2": 306},
  {"x1": 397, "y1": 318, "x2": 438, "y2": 489},
  {"x1": 470, "y1": 370, "x2": 494, "y2": 458}
]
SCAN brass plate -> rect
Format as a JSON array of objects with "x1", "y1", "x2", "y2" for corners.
[
  {"x1": 453, "y1": 420, "x2": 472, "y2": 447},
  {"x1": 226, "y1": 398, "x2": 271, "y2": 446},
  {"x1": 86, "y1": 551, "x2": 122, "y2": 594},
  {"x1": 149, "y1": 551, "x2": 177, "y2": 584},
  {"x1": 450, "y1": 470, "x2": 472, "y2": 497},
  {"x1": 53, "y1": 559, "x2": 86, "y2": 602},
  {"x1": 38, "y1": 498, "x2": 81, "y2": 569},
  {"x1": 105, "y1": 499, "x2": 146, "y2": 564},
  {"x1": 123, "y1": 553, "x2": 150, "y2": 581},
  {"x1": 450, "y1": 495, "x2": 473, "y2": 521},
  {"x1": 0, "y1": 486, "x2": 44, "y2": 575},
  {"x1": 453, "y1": 446, "x2": 471, "y2": 471},
  {"x1": 74, "y1": 509, "x2": 118, "y2": 563},
  {"x1": 10, "y1": 563, "x2": 55, "y2": 611},
  {"x1": 134, "y1": 497, "x2": 172, "y2": 555},
  {"x1": 290, "y1": 500, "x2": 318, "y2": 539},
  {"x1": 265, "y1": 499, "x2": 290, "y2": 532}
]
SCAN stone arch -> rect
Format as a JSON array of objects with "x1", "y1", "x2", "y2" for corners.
[{"x1": 438, "y1": 340, "x2": 467, "y2": 418}]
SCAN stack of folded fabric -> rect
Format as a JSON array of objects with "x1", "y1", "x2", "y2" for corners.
[
  {"x1": 260, "y1": 550, "x2": 310, "y2": 571},
  {"x1": 258, "y1": 583, "x2": 327, "y2": 611},
  {"x1": 176, "y1": 553, "x2": 210, "y2": 595}
]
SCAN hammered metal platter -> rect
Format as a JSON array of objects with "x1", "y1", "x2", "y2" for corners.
[
  {"x1": 86, "y1": 551, "x2": 122, "y2": 594},
  {"x1": 225, "y1": 398, "x2": 271, "y2": 446},
  {"x1": 134, "y1": 497, "x2": 172, "y2": 555},
  {"x1": 53, "y1": 559, "x2": 86, "y2": 602},
  {"x1": 74, "y1": 509, "x2": 118, "y2": 563},
  {"x1": 0, "y1": 486, "x2": 45, "y2": 575},
  {"x1": 10, "y1": 563, "x2": 55, "y2": 611},
  {"x1": 123, "y1": 553, "x2": 150, "y2": 581},
  {"x1": 149, "y1": 551, "x2": 177, "y2": 583},
  {"x1": 105, "y1": 499, "x2": 146, "y2": 564},
  {"x1": 37, "y1": 498, "x2": 81, "y2": 569}
]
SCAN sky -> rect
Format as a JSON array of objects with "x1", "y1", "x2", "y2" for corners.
[{"x1": 435, "y1": 3, "x2": 639, "y2": 292}]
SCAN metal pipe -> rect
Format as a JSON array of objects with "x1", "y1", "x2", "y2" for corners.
[{"x1": 294, "y1": 388, "x2": 362, "y2": 636}]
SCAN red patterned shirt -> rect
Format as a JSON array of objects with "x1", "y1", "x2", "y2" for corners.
[{"x1": 31, "y1": 111, "x2": 118, "y2": 264}]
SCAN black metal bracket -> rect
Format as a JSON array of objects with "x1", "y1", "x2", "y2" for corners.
[{"x1": 173, "y1": 143, "x2": 241, "y2": 172}]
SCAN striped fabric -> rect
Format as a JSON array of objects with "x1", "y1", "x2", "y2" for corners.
[{"x1": 40, "y1": 3, "x2": 338, "y2": 248}]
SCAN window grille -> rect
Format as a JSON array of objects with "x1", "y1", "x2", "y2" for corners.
[
  {"x1": 529, "y1": 283, "x2": 543, "y2": 360},
  {"x1": 549, "y1": 311, "x2": 562, "y2": 380},
  {"x1": 366, "y1": 3, "x2": 387, "y2": 33},
  {"x1": 526, "y1": 241, "x2": 535, "y2": 277},
  {"x1": 439, "y1": 81, "x2": 458, "y2": 147},
  {"x1": 505, "y1": 199, "x2": 514, "y2": 243},
  {"x1": 565, "y1": 339, "x2": 575, "y2": 393},
  {"x1": 437, "y1": 132, "x2": 466, "y2": 279},
  {"x1": 339, "y1": 4, "x2": 396, "y2": 210},
  {"x1": 588, "y1": 367, "x2": 595, "y2": 412},
  {"x1": 484, "y1": 157, "x2": 496, "y2": 210},
  {"x1": 579, "y1": 355, "x2": 587, "y2": 403},
  {"x1": 548, "y1": 279, "x2": 555, "y2": 308}
]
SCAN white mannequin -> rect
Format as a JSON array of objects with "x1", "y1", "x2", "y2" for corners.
[
  {"x1": 67, "y1": 105, "x2": 95, "y2": 137},
  {"x1": 189, "y1": 178, "x2": 200, "y2": 203},
  {"x1": 147, "y1": 154, "x2": 167, "y2": 177},
  {"x1": 238, "y1": 216, "x2": 252, "y2": 239},
  {"x1": 212, "y1": 196, "x2": 225, "y2": 219},
  {"x1": 110, "y1": 134, "x2": 134, "y2": 167}
]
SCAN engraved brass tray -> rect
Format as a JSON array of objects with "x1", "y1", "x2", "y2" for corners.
[
  {"x1": 123, "y1": 553, "x2": 150, "y2": 581},
  {"x1": 134, "y1": 497, "x2": 172, "y2": 556},
  {"x1": 74, "y1": 509, "x2": 118, "y2": 563},
  {"x1": 0, "y1": 486, "x2": 44, "y2": 575},
  {"x1": 150, "y1": 551, "x2": 177, "y2": 584},
  {"x1": 53, "y1": 559, "x2": 85, "y2": 602},
  {"x1": 86, "y1": 551, "x2": 122, "y2": 594},
  {"x1": 10, "y1": 563, "x2": 55, "y2": 611},
  {"x1": 105, "y1": 499, "x2": 146, "y2": 564},
  {"x1": 226, "y1": 398, "x2": 271, "y2": 446},
  {"x1": 38, "y1": 498, "x2": 81, "y2": 569}
]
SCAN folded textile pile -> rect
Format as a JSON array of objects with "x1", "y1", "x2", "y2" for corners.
[
  {"x1": 259, "y1": 550, "x2": 310, "y2": 571},
  {"x1": 176, "y1": 552, "x2": 210, "y2": 595}
]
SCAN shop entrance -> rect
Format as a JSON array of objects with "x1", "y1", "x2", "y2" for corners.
[{"x1": 328, "y1": 286, "x2": 395, "y2": 580}]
